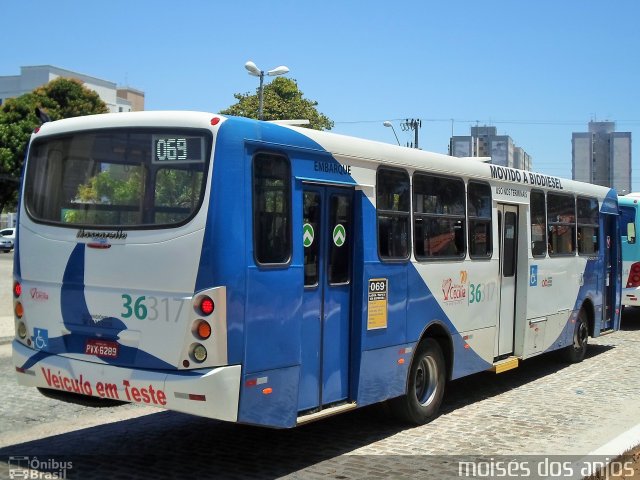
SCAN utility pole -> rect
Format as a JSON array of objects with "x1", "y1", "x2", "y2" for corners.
[{"x1": 401, "y1": 118, "x2": 421, "y2": 149}]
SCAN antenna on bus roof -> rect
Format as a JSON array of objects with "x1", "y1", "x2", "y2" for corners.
[{"x1": 35, "y1": 107, "x2": 51, "y2": 124}]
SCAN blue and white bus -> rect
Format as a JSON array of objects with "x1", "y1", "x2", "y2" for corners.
[
  {"x1": 619, "y1": 194, "x2": 640, "y2": 307},
  {"x1": 13, "y1": 112, "x2": 621, "y2": 427}
]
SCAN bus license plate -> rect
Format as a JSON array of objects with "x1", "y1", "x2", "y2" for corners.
[{"x1": 85, "y1": 339, "x2": 119, "y2": 358}]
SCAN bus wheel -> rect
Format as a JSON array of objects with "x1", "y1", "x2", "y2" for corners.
[
  {"x1": 562, "y1": 309, "x2": 589, "y2": 363},
  {"x1": 390, "y1": 338, "x2": 445, "y2": 425}
]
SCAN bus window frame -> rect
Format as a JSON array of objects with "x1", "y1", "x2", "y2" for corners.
[
  {"x1": 412, "y1": 171, "x2": 466, "y2": 262},
  {"x1": 251, "y1": 151, "x2": 293, "y2": 268},
  {"x1": 576, "y1": 196, "x2": 600, "y2": 257},
  {"x1": 547, "y1": 192, "x2": 576, "y2": 257},
  {"x1": 467, "y1": 180, "x2": 493, "y2": 260},
  {"x1": 530, "y1": 189, "x2": 547, "y2": 258},
  {"x1": 22, "y1": 127, "x2": 213, "y2": 231},
  {"x1": 376, "y1": 166, "x2": 411, "y2": 263}
]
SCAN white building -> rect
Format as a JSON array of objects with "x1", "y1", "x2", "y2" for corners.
[{"x1": 0, "y1": 65, "x2": 144, "y2": 113}]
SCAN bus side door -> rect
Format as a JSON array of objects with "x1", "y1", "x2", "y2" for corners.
[{"x1": 299, "y1": 185, "x2": 354, "y2": 411}]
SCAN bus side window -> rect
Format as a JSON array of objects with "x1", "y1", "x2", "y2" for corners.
[
  {"x1": 253, "y1": 153, "x2": 292, "y2": 265},
  {"x1": 547, "y1": 193, "x2": 576, "y2": 256},
  {"x1": 376, "y1": 168, "x2": 410, "y2": 261},
  {"x1": 413, "y1": 173, "x2": 465, "y2": 260},
  {"x1": 530, "y1": 190, "x2": 547, "y2": 257},
  {"x1": 467, "y1": 182, "x2": 492, "y2": 258},
  {"x1": 577, "y1": 197, "x2": 599, "y2": 255}
]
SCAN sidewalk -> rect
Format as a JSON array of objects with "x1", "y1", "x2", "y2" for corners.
[{"x1": 0, "y1": 316, "x2": 14, "y2": 344}]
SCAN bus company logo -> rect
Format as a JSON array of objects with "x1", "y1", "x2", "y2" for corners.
[
  {"x1": 442, "y1": 278, "x2": 466, "y2": 303},
  {"x1": 8, "y1": 455, "x2": 73, "y2": 479},
  {"x1": 30, "y1": 288, "x2": 49, "y2": 301},
  {"x1": 541, "y1": 277, "x2": 553, "y2": 287},
  {"x1": 76, "y1": 229, "x2": 127, "y2": 240}
]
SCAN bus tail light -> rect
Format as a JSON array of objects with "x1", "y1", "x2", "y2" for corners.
[
  {"x1": 199, "y1": 296, "x2": 214, "y2": 316},
  {"x1": 15, "y1": 302, "x2": 24, "y2": 319},
  {"x1": 13, "y1": 281, "x2": 22, "y2": 298},
  {"x1": 17, "y1": 321, "x2": 27, "y2": 339},
  {"x1": 191, "y1": 343, "x2": 208, "y2": 363},
  {"x1": 195, "y1": 320, "x2": 211, "y2": 340},
  {"x1": 627, "y1": 263, "x2": 640, "y2": 287}
]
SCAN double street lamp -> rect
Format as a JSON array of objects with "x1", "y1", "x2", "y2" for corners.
[{"x1": 244, "y1": 61, "x2": 290, "y2": 120}]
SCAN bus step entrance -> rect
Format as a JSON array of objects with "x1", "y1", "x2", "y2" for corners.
[
  {"x1": 598, "y1": 328, "x2": 615, "y2": 336},
  {"x1": 490, "y1": 356, "x2": 519, "y2": 374},
  {"x1": 297, "y1": 402, "x2": 357, "y2": 426}
]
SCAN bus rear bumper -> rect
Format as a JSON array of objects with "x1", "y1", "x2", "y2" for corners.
[
  {"x1": 622, "y1": 287, "x2": 640, "y2": 306},
  {"x1": 12, "y1": 340, "x2": 241, "y2": 422}
]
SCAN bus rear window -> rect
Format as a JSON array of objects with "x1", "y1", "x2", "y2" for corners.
[{"x1": 24, "y1": 129, "x2": 211, "y2": 228}]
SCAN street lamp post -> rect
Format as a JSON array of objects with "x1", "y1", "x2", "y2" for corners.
[
  {"x1": 383, "y1": 121, "x2": 400, "y2": 146},
  {"x1": 244, "y1": 61, "x2": 290, "y2": 120}
]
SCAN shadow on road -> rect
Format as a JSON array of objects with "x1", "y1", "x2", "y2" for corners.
[{"x1": 621, "y1": 306, "x2": 640, "y2": 331}]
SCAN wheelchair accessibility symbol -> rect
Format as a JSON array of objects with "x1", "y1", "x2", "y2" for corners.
[
  {"x1": 529, "y1": 265, "x2": 538, "y2": 287},
  {"x1": 33, "y1": 328, "x2": 48, "y2": 350}
]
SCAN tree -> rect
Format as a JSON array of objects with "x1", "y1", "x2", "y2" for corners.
[
  {"x1": 220, "y1": 77, "x2": 333, "y2": 131},
  {"x1": 0, "y1": 78, "x2": 108, "y2": 213}
]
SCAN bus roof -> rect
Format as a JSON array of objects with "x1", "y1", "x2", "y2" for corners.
[{"x1": 32, "y1": 111, "x2": 615, "y2": 200}]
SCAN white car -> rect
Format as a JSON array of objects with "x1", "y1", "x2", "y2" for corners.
[{"x1": 0, "y1": 227, "x2": 15, "y2": 252}]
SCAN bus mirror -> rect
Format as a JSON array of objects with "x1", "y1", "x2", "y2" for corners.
[{"x1": 628, "y1": 222, "x2": 636, "y2": 244}]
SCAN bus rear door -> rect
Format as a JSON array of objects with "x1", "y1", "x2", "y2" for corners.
[{"x1": 496, "y1": 204, "x2": 519, "y2": 357}]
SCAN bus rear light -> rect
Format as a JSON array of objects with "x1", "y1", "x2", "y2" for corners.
[
  {"x1": 627, "y1": 262, "x2": 640, "y2": 287},
  {"x1": 15, "y1": 302, "x2": 24, "y2": 319},
  {"x1": 175, "y1": 392, "x2": 207, "y2": 401},
  {"x1": 191, "y1": 343, "x2": 207, "y2": 363},
  {"x1": 199, "y1": 296, "x2": 214, "y2": 316},
  {"x1": 17, "y1": 321, "x2": 27, "y2": 339},
  {"x1": 13, "y1": 281, "x2": 22, "y2": 298},
  {"x1": 195, "y1": 320, "x2": 211, "y2": 340}
]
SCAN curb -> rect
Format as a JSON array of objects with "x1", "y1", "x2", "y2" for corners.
[
  {"x1": 569, "y1": 423, "x2": 640, "y2": 479},
  {"x1": 0, "y1": 336, "x2": 13, "y2": 346},
  {"x1": 587, "y1": 423, "x2": 640, "y2": 458}
]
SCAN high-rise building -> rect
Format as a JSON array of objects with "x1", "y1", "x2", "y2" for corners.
[
  {"x1": 572, "y1": 121, "x2": 631, "y2": 194},
  {"x1": 0, "y1": 65, "x2": 144, "y2": 112},
  {"x1": 449, "y1": 126, "x2": 532, "y2": 170}
]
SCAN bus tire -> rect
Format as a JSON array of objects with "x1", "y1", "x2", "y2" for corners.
[
  {"x1": 390, "y1": 338, "x2": 445, "y2": 425},
  {"x1": 562, "y1": 309, "x2": 589, "y2": 363}
]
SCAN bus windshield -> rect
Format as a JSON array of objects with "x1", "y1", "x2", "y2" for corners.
[{"x1": 24, "y1": 129, "x2": 212, "y2": 228}]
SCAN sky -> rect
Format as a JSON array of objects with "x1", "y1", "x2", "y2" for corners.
[{"x1": 2, "y1": 0, "x2": 639, "y2": 189}]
